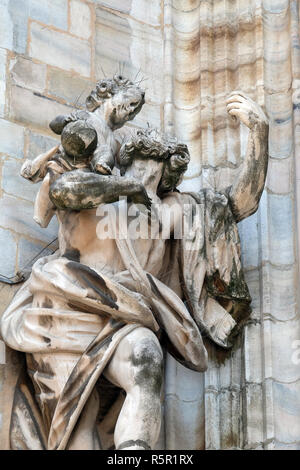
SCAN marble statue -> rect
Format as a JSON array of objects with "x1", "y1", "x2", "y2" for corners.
[
  {"x1": 0, "y1": 78, "x2": 269, "y2": 450},
  {"x1": 20, "y1": 74, "x2": 145, "y2": 228}
]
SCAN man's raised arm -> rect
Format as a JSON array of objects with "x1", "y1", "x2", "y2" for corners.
[
  {"x1": 226, "y1": 91, "x2": 269, "y2": 223},
  {"x1": 49, "y1": 169, "x2": 152, "y2": 211}
]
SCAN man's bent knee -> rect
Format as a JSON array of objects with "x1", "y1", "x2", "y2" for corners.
[{"x1": 130, "y1": 333, "x2": 164, "y2": 396}]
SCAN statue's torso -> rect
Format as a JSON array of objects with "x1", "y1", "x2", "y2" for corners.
[{"x1": 56, "y1": 201, "x2": 169, "y2": 278}]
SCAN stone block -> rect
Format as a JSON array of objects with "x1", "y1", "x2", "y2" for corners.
[
  {"x1": 239, "y1": 212, "x2": 259, "y2": 269},
  {"x1": 266, "y1": 156, "x2": 293, "y2": 194},
  {"x1": 17, "y1": 237, "x2": 52, "y2": 272},
  {"x1": 165, "y1": 394, "x2": 205, "y2": 449},
  {"x1": 95, "y1": 7, "x2": 163, "y2": 105},
  {"x1": 0, "y1": 49, "x2": 7, "y2": 118},
  {"x1": 266, "y1": 92, "x2": 293, "y2": 159},
  {"x1": 95, "y1": 1, "x2": 161, "y2": 26},
  {"x1": 6, "y1": 0, "x2": 29, "y2": 54},
  {"x1": 271, "y1": 319, "x2": 300, "y2": 383},
  {"x1": 0, "y1": 119, "x2": 24, "y2": 158},
  {"x1": 219, "y1": 390, "x2": 242, "y2": 449},
  {"x1": 273, "y1": 381, "x2": 300, "y2": 443},
  {"x1": 268, "y1": 264, "x2": 297, "y2": 321},
  {"x1": 9, "y1": 85, "x2": 71, "y2": 131},
  {"x1": 29, "y1": 22, "x2": 91, "y2": 78},
  {"x1": 204, "y1": 390, "x2": 220, "y2": 449},
  {"x1": 0, "y1": 194, "x2": 58, "y2": 243},
  {"x1": 268, "y1": 193, "x2": 295, "y2": 266},
  {"x1": 27, "y1": 130, "x2": 59, "y2": 159},
  {"x1": 0, "y1": 227, "x2": 16, "y2": 278},
  {"x1": 29, "y1": 0, "x2": 68, "y2": 31},
  {"x1": 70, "y1": 0, "x2": 92, "y2": 39},
  {"x1": 218, "y1": 360, "x2": 232, "y2": 390},
  {"x1": 47, "y1": 68, "x2": 95, "y2": 107},
  {"x1": 244, "y1": 322, "x2": 263, "y2": 384},
  {"x1": 0, "y1": 0, "x2": 14, "y2": 51},
  {"x1": 10, "y1": 56, "x2": 46, "y2": 94},
  {"x1": 263, "y1": 0, "x2": 289, "y2": 14},
  {"x1": 2, "y1": 157, "x2": 40, "y2": 203},
  {"x1": 165, "y1": 353, "x2": 204, "y2": 402},
  {"x1": 264, "y1": 6, "x2": 291, "y2": 94},
  {"x1": 243, "y1": 383, "x2": 264, "y2": 448}
]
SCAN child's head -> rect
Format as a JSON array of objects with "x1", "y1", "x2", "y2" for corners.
[
  {"x1": 86, "y1": 74, "x2": 145, "y2": 130},
  {"x1": 61, "y1": 120, "x2": 97, "y2": 164}
]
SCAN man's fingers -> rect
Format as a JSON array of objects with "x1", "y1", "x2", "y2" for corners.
[
  {"x1": 227, "y1": 102, "x2": 252, "y2": 112},
  {"x1": 226, "y1": 95, "x2": 246, "y2": 105},
  {"x1": 226, "y1": 103, "x2": 242, "y2": 112},
  {"x1": 228, "y1": 108, "x2": 245, "y2": 119},
  {"x1": 228, "y1": 90, "x2": 250, "y2": 100}
]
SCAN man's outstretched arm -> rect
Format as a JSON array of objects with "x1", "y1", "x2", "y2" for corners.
[
  {"x1": 49, "y1": 169, "x2": 152, "y2": 210},
  {"x1": 226, "y1": 91, "x2": 269, "y2": 223}
]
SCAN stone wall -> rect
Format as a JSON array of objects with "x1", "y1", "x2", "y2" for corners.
[{"x1": 0, "y1": 0, "x2": 299, "y2": 450}]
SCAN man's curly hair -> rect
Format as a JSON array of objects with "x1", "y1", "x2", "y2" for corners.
[{"x1": 119, "y1": 128, "x2": 190, "y2": 194}]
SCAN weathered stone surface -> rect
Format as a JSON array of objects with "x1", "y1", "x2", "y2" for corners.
[
  {"x1": 27, "y1": 130, "x2": 59, "y2": 159},
  {"x1": 0, "y1": 119, "x2": 24, "y2": 158},
  {"x1": 9, "y1": 85, "x2": 71, "y2": 130},
  {"x1": 267, "y1": 265, "x2": 297, "y2": 321},
  {"x1": 267, "y1": 157, "x2": 293, "y2": 194},
  {"x1": 165, "y1": 355, "x2": 205, "y2": 449},
  {"x1": 244, "y1": 323, "x2": 263, "y2": 384},
  {"x1": 268, "y1": 193, "x2": 295, "y2": 266},
  {"x1": 266, "y1": 92, "x2": 293, "y2": 159},
  {"x1": 17, "y1": 237, "x2": 51, "y2": 272},
  {"x1": 4, "y1": 0, "x2": 29, "y2": 53},
  {"x1": 47, "y1": 68, "x2": 95, "y2": 107},
  {"x1": 271, "y1": 319, "x2": 300, "y2": 383},
  {"x1": 10, "y1": 56, "x2": 46, "y2": 94},
  {"x1": 70, "y1": 0, "x2": 92, "y2": 39},
  {"x1": 239, "y1": 212, "x2": 259, "y2": 269},
  {"x1": 95, "y1": 7, "x2": 163, "y2": 105},
  {"x1": 0, "y1": 228, "x2": 17, "y2": 278},
  {"x1": 29, "y1": 22, "x2": 91, "y2": 77},
  {"x1": 273, "y1": 381, "x2": 300, "y2": 444},
  {"x1": 0, "y1": 0, "x2": 14, "y2": 51},
  {"x1": 243, "y1": 383, "x2": 264, "y2": 449},
  {"x1": 95, "y1": 0, "x2": 161, "y2": 26},
  {"x1": 2, "y1": 158, "x2": 40, "y2": 202},
  {"x1": 29, "y1": 0, "x2": 68, "y2": 31},
  {"x1": 0, "y1": 49, "x2": 6, "y2": 118},
  {"x1": 0, "y1": 194, "x2": 58, "y2": 243}
]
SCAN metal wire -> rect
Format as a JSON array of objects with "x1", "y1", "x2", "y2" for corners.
[{"x1": 0, "y1": 237, "x2": 58, "y2": 285}]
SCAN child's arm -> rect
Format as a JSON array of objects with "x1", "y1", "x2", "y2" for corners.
[
  {"x1": 33, "y1": 173, "x2": 56, "y2": 228},
  {"x1": 88, "y1": 117, "x2": 117, "y2": 175},
  {"x1": 21, "y1": 146, "x2": 59, "y2": 183}
]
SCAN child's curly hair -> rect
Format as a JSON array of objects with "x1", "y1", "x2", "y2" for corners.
[
  {"x1": 119, "y1": 128, "x2": 190, "y2": 194},
  {"x1": 86, "y1": 74, "x2": 137, "y2": 112}
]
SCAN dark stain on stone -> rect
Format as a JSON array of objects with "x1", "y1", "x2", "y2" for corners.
[
  {"x1": 66, "y1": 261, "x2": 119, "y2": 310},
  {"x1": 42, "y1": 297, "x2": 53, "y2": 309},
  {"x1": 38, "y1": 314, "x2": 53, "y2": 329},
  {"x1": 86, "y1": 334, "x2": 113, "y2": 357},
  {"x1": 42, "y1": 336, "x2": 51, "y2": 346},
  {"x1": 63, "y1": 248, "x2": 81, "y2": 262},
  {"x1": 131, "y1": 339, "x2": 163, "y2": 396},
  {"x1": 117, "y1": 439, "x2": 151, "y2": 450}
]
